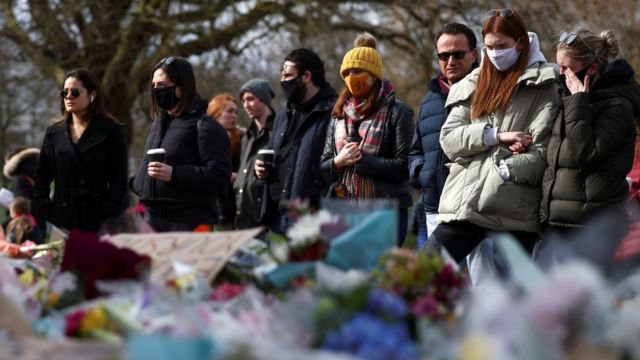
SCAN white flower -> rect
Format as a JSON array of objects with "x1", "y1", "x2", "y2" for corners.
[
  {"x1": 50, "y1": 272, "x2": 77, "y2": 294},
  {"x1": 315, "y1": 263, "x2": 368, "y2": 292},
  {"x1": 286, "y1": 210, "x2": 337, "y2": 248}
]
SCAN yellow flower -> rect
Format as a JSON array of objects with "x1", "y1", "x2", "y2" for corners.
[
  {"x1": 18, "y1": 269, "x2": 34, "y2": 286},
  {"x1": 80, "y1": 307, "x2": 109, "y2": 335},
  {"x1": 47, "y1": 292, "x2": 60, "y2": 307},
  {"x1": 458, "y1": 333, "x2": 493, "y2": 360}
]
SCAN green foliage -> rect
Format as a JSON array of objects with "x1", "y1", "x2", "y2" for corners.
[{"x1": 311, "y1": 285, "x2": 372, "y2": 345}]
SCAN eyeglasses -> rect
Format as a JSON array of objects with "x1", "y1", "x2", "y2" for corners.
[
  {"x1": 59, "y1": 88, "x2": 82, "y2": 99},
  {"x1": 437, "y1": 50, "x2": 470, "y2": 61},
  {"x1": 558, "y1": 31, "x2": 597, "y2": 56},
  {"x1": 486, "y1": 8, "x2": 513, "y2": 18},
  {"x1": 156, "y1": 56, "x2": 176, "y2": 67}
]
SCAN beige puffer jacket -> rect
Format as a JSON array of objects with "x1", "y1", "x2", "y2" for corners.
[{"x1": 437, "y1": 63, "x2": 559, "y2": 233}]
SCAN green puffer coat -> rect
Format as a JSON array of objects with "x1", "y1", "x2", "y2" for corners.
[
  {"x1": 540, "y1": 59, "x2": 640, "y2": 226},
  {"x1": 437, "y1": 63, "x2": 560, "y2": 233}
]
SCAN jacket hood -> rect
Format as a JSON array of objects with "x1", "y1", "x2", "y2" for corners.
[
  {"x1": 445, "y1": 62, "x2": 558, "y2": 108},
  {"x1": 3, "y1": 147, "x2": 39, "y2": 179},
  {"x1": 315, "y1": 81, "x2": 338, "y2": 103},
  {"x1": 293, "y1": 81, "x2": 337, "y2": 113},
  {"x1": 527, "y1": 32, "x2": 547, "y2": 66},
  {"x1": 591, "y1": 59, "x2": 640, "y2": 119}
]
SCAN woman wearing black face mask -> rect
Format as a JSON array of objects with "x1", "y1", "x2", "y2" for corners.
[
  {"x1": 130, "y1": 56, "x2": 232, "y2": 232},
  {"x1": 539, "y1": 29, "x2": 640, "y2": 270}
]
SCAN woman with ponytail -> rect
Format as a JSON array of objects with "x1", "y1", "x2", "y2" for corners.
[
  {"x1": 320, "y1": 33, "x2": 414, "y2": 244},
  {"x1": 424, "y1": 9, "x2": 559, "y2": 262},
  {"x1": 539, "y1": 29, "x2": 640, "y2": 268}
]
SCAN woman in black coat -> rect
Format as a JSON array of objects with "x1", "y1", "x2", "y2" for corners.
[
  {"x1": 130, "y1": 56, "x2": 231, "y2": 232},
  {"x1": 33, "y1": 68, "x2": 128, "y2": 232}
]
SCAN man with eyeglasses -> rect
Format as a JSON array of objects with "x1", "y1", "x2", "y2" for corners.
[
  {"x1": 409, "y1": 23, "x2": 478, "y2": 248},
  {"x1": 254, "y1": 48, "x2": 337, "y2": 234}
]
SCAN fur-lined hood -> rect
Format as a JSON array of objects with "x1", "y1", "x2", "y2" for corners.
[{"x1": 3, "y1": 147, "x2": 40, "y2": 179}]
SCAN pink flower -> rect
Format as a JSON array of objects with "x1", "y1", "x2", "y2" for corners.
[
  {"x1": 209, "y1": 282, "x2": 245, "y2": 301},
  {"x1": 64, "y1": 309, "x2": 86, "y2": 336},
  {"x1": 411, "y1": 294, "x2": 444, "y2": 320},
  {"x1": 61, "y1": 230, "x2": 151, "y2": 299}
]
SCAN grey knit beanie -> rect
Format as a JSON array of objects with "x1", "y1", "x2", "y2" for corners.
[{"x1": 239, "y1": 78, "x2": 275, "y2": 106}]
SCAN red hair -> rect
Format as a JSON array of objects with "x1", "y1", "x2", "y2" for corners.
[
  {"x1": 471, "y1": 9, "x2": 530, "y2": 120},
  {"x1": 207, "y1": 93, "x2": 242, "y2": 160},
  {"x1": 207, "y1": 92, "x2": 237, "y2": 120}
]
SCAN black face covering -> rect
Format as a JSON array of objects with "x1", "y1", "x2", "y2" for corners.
[
  {"x1": 280, "y1": 76, "x2": 306, "y2": 105},
  {"x1": 153, "y1": 86, "x2": 178, "y2": 110},
  {"x1": 560, "y1": 66, "x2": 590, "y2": 92}
]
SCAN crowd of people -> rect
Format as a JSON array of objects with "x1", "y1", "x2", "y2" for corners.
[{"x1": 3, "y1": 8, "x2": 639, "y2": 273}]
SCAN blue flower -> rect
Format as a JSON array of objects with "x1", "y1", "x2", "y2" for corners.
[
  {"x1": 321, "y1": 312, "x2": 418, "y2": 360},
  {"x1": 366, "y1": 289, "x2": 409, "y2": 319}
]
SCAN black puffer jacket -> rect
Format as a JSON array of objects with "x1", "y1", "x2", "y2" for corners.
[
  {"x1": 319, "y1": 97, "x2": 415, "y2": 207},
  {"x1": 540, "y1": 59, "x2": 640, "y2": 226},
  {"x1": 130, "y1": 101, "x2": 231, "y2": 215}
]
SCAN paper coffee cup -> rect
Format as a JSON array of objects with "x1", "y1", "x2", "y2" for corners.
[
  {"x1": 257, "y1": 149, "x2": 275, "y2": 169},
  {"x1": 147, "y1": 148, "x2": 166, "y2": 163}
]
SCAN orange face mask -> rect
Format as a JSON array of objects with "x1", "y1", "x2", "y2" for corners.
[{"x1": 345, "y1": 72, "x2": 374, "y2": 98}]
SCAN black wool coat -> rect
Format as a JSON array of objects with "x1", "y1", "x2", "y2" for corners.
[{"x1": 33, "y1": 118, "x2": 129, "y2": 232}]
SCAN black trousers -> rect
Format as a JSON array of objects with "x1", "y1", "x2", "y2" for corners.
[
  {"x1": 146, "y1": 206, "x2": 216, "y2": 232},
  {"x1": 424, "y1": 220, "x2": 538, "y2": 263}
]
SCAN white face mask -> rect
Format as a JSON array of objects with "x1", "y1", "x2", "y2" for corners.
[{"x1": 485, "y1": 42, "x2": 520, "y2": 71}]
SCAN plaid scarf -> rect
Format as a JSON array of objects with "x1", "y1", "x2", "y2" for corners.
[{"x1": 333, "y1": 79, "x2": 395, "y2": 199}]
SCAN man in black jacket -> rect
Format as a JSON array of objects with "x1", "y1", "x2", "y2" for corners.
[
  {"x1": 234, "y1": 78, "x2": 276, "y2": 229},
  {"x1": 255, "y1": 48, "x2": 337, "y2": 234}
]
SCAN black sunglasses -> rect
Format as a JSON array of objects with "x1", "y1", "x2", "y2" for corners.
[
  {"x1": 59, "y1": 88, "x2": 82, "y2": 99},
  {"x1": 559, "y1": 31, "x2": 597, "y2": 56},
  {"x1": 156, "y1": 56, "x2": 177, "y2": 68},
  {"x1": 486, "y1": 8, "x2": 513, "y2": 18},
  {"x1": 437, "y1": 50, "x2": 470, "y2": 61}
]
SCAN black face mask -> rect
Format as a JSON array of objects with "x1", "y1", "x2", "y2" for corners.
[
  {"x1": 153, "y1": 86, "x2": 178, "y2": 110},
  {"x1": 559, "y1": 66, "x2": 590, "y2": 92},
  {"x1": 280, "y1": 76, "x2": 307, "y2": 105}
]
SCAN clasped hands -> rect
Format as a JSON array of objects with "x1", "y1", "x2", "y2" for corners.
[
  {"x1": 497, "y1": 131, "x2": 532, "y2": 155},
  {"x1": 332, "y1": 140, "x2": 362, "y2": 172}
]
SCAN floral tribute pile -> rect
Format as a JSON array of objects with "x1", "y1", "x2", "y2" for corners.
[{"x1": 0, "y1": 204, "x2": 639, "y2": 360}]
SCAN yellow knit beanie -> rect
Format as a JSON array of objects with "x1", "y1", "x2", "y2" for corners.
[{"x1": 340, "y1": 33, "x2": 383, "y2": 81}]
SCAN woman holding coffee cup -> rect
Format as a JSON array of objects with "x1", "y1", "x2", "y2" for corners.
[
  {"x1": 33, "y1": 68, "x2": 128, "y2": 232},
  {"x1": 130, "y1": 56, "x2": 232, "y2": 232},
  {"x1": 319, "y1": 33, "x2": 414, "y2": 244}
]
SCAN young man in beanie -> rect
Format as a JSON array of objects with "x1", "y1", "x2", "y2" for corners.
[
  {"x1": 234, "y1": 78, "x2": 276, "y2": 229},
  {"x1": 255, "y1": 48, "x2": 337, "y2": 234},
  {"x1": 409, "y1": 23, "x2": 478, "y2": 247}
]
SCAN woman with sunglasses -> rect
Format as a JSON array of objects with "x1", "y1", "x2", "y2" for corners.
[
  {"x1": 424, "y1": 9, "x2": 559, "y2": 263},
  {"x1": 130, "y1": 56, "x2": 231, "y2": 232},
  {"x1": 33, "y1": 68, "x2": 128, "y2": 232},
  {"x1": 538, "y1": 29, "x2": 640, "y2": 269},
  {"x1": 320, "y1": 33, "x2": 414, "y2": 245}
]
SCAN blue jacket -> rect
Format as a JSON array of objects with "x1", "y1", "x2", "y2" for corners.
[{"x1": 408, "y1": 77, "x2": 450, "y2": 212}]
